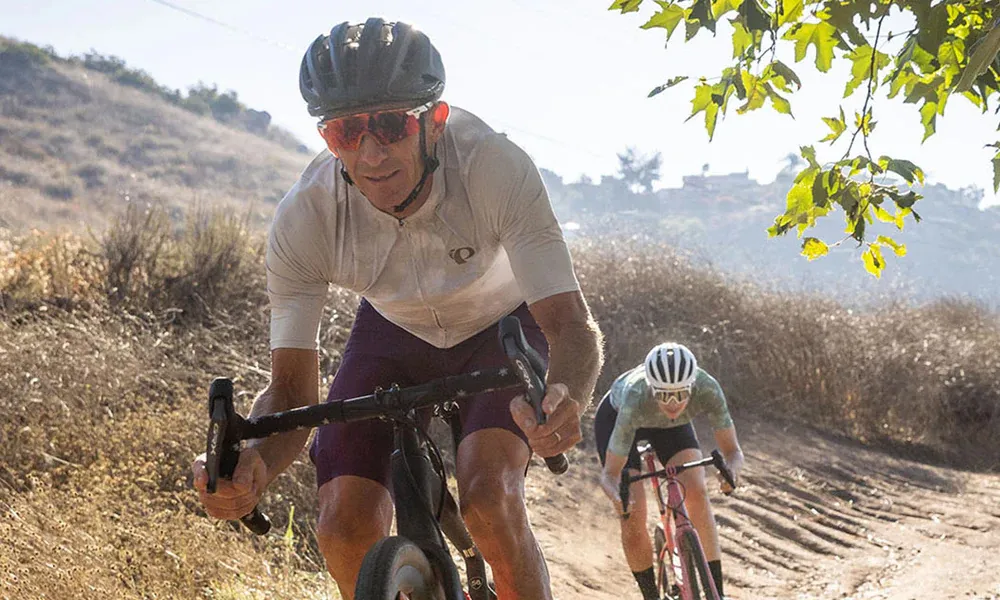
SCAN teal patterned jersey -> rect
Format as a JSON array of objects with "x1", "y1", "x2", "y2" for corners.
[{"x1": 606, "y1": 365, "x2": 733, "y2": 457}]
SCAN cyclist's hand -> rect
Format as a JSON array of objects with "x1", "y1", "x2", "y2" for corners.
[
  {"x1": 191, "y1": 447, "x2": 267, "y2": 520},
  {"x1": 509, "y1": 382, "x2": 581, "y2": 457},
  {"x1": 716, "y1": 454, "x2": 742, "y2": 494}
]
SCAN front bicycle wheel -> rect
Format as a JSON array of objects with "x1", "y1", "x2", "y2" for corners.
[
  {"x1": 653, "y1": 524, "x2": 669, "y2": 596},
  {"x1": 355, "y1": 536, "x2": 448, "y2": 600},
  {"x1": 677, "y1": 528, "x2": 720, "y2": 600}
]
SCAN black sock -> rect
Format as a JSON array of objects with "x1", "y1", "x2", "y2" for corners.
[
  {"x1": 632, "y1": 566, "x2": 659, "y2": 600},
  {"x1": 708, "y1": 559, "x2": 724, "y2": 597}
]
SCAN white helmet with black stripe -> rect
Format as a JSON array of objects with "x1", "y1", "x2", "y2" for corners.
[{"x1": 644, "y1": 343, "x2": 698, "y2": 391}]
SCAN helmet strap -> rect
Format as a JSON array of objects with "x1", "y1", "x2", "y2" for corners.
[
  {"x1": 336, "y1": 114, "x2": 440, "y2": 215},
  {"x1": 392, "y1": 115, "x2": 439, "y2": 214}
]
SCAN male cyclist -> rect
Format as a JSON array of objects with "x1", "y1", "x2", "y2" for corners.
[
  {"x1": 596, "y1": 343, "x2": 744, "y2": 600},
  {"x1": 191, "y1": 18, "x2": 603, "y2": 600}
]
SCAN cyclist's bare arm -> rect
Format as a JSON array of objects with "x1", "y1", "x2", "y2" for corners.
[
  {"x1": 530, "y1": 290, "x2": 602, "y2": 414},
  {"x1": 712, "y1": 426, "x2": 744, "y2": 492},
  {"x1": 192, "y1": 348, "x2": 319, "y2": 519},
  {"x1": 247, "y1": 348, "x2": 320, "y2": 481},
  {"x1": 509, "y1": 290, "x2": 603, "y2": 456}
]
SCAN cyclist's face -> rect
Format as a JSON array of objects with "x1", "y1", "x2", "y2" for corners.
[
  {"x1": 654, "y1": 389, "x2": 690, "y2": 419},
  {"x1": 328, "y1": 103, "x2": 447, "y2": 216}
]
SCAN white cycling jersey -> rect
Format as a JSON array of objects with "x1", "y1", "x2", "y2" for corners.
[{"x1": 266, "y1": 107, "x2": 580, "y2": 350}]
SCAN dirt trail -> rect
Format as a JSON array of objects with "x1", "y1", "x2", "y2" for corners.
[{"x1": 526, "y1": 413, "x2": 1000, "y2": 600}]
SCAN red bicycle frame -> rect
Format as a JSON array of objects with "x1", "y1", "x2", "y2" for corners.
[{"x1": 621, "y1": 443, "x2": 734, "y2": 600}]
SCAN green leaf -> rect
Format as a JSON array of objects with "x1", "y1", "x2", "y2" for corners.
[
  {"x1": 821, "y1": 168, "x2": 844, "y2": 196},
  {"x1": 873, "y1": 204, "x2": 895, "y2": 223},
  {"x1": 686, "y1": 83, "x2": 721, "y2": 140},
  {"x1": 767, "y1": 85, "x2": 792, "y2": 116},
  {"x1": 685, "y1": 18, "x2": 702, "y2": 41},
  {"x1": 783, "y1": 22, "x2": 837, "y2": 72},
  {"x1": 609, "y1": 0, "x2": 644, "y2": 13},
  {"x1": 862, "y1": 245, "x2": 884, "y2": 278},
  {"x1": 642, "y1": 2, "x2": 686, "y2": 40},
  {"x1": 737, "y1": 71, "x2": 767, "y2": 113},
  {"x1": 785, "y1": 169, "x2": 817, "y2": 215},
  {"x1": 913, "y1": 0, "x2": 949, "y2": 57},
  {"x1": 763, "y1": 60, "x2": 802, "y2": 91},
  {"x1": 904, "y1": 75, "x2": 945, "y2": 108},
  {"x1": 739, "y1": 0, "x2": 771, "y2": 33},
  {"x1": 711, "y1": 0, "x2": 742, "y2": 19},
  {"x1": 919, "y1": 101, "x2": 937, "y2": 141},
  {"x1": 822, "y1": 0, "x2": 867, "y2": 47},
  {"x1": 777, "y1": 0, "x2": 803, "y2": 27},
  {"x1": 689, "y1": 0, "x2": 717, "y2": 33},
  {"x1": 767, "y1": 220, "x2": 792, "y2": 238},
  {"x1": 993, "y1": 155, "x2": 1000, "y2": 193},
  {"x1": 893, "y1": 206, "x2": 911, "y2": 230},
  {"x1": 800, "y1": 145, "x2": 819, "y2": 169},
  {"x1": 731, "y1": 21, "x2": 754, "y2": 58},
  {"x1": 801, "y1": 237, "x2": 829, "y2": 261},
  {"x1": 854, "y1": 110, "x2": 875, "y2": 136},
  {"x1": 849, "y1": 155, "x2": 874, "y2": 176},
  {"x1": 820, "y1": 107, "x2": 846, "y2": 143},
  {"x1": 844, "y1": 45, "x2": 892, "y2": 98},
  {"x1": 851, "y1": 212, "x2": 866, "y2": 242},
  {"x1": 811, "y1": 170, "x2": 830, "y2": 207},
  {"x1": 876, "y1": 235, "x2": 907, "y2": 257},
  {"x1": 938, "y1": 40, "x2": 966, "y2": 88},
  {"x1": 887, "y1": 67, "x2": 918, "y2": 99},
  {"x1": 648, "y1": 76, "x2": 690, "y2": 97},
  {"x1": 892, "y1": 190, "x2": 920, "y2": 209},
  {"x1": 877, "y1": 157, "x2": 925, "y2": 185},
  {"x1": 954, "y1": 24, "x2": 1000, "y2": 93},
  {"x1": 910, "y1": 43, "x2": 938, "y2": 75}
]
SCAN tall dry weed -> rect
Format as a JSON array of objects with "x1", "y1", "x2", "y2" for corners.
[
  {"x1": 574, "y1": 239, "x2": 1000, "y2": 468},
  {"x1": 2, "y1": 218, "x2": 998, "y2": 598}
]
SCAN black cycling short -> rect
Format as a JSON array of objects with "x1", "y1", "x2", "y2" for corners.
[{"x1": 594, "y1": 392, "x2": 700, "y2": 471}]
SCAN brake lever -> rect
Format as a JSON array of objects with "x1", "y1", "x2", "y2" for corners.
[
  {"x1": 710, "y1": 449, "x2": 737, "y2": 496},
  {"x1": 498, "y1": 316, "x2": 569, "y2": 475},
  {"x1": 618, "y1": 473, "x2": 631, "y2": 521},
  {"x1": 206, "y1": 378, "x2": 271, "y2": 535}
]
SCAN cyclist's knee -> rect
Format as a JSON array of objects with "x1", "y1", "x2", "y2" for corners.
[
  {"x1": 681, "y1": 472, "x2": 710, "y2": 506},
  {"x1": 316, "y1": 476, "x2": 391, "y2": 554},
  {"x1": 460, "y1": 477, "x2": 527, "y2": 539}
]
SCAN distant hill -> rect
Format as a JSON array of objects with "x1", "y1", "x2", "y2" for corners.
[
  {"x1": 542, "y1": 168, "x2": 1000, "y2": 306},
  {"x1": 2, "y1": 35, "x2": 997, "y2": 306},
  {"x1": 0, "y1": 37, "x2": 309, "y2": 231}
]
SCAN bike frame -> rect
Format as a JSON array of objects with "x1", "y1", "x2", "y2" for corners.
[
  {"x1": 385, "y1": 405, "x2": 488, "y2": 599},
  {"x1": 204, "y1": 316, "x2": 565, "y2": 600},
  {"x1": 621, "y1": 444, "x2": 734, "y2": 600},
  {"x1": 639, "y1": 445, "x2": 717, "y2": 600}
]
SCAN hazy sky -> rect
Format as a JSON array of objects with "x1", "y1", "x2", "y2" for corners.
[{"x1": 4, "y1": 0, "x2": 998, "y2": 206}]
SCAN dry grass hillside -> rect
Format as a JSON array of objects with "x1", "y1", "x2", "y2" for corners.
[
  {"x1": 0, "y1": 38, "x2": 308, "y2": 232},
  {"x1": 2, "y1": 36, "x2": 999, "y2": 600},
  {"x1": 2, "y1": 210, "x2": 999, "y2": 599}
]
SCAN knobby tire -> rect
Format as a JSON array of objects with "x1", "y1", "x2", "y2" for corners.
[
  {"x1": 355, "y1": 536, "x2": 447, "y2": 600},
  {"x1": 677, "y1": 528, "x2": 719, "y2": 600}
]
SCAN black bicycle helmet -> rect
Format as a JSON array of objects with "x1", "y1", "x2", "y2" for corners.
[{"x1": 300, "y1": 18, "x2": 446, "y2": 120}]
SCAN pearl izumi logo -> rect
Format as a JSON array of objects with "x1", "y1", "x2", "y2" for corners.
[{"x1": 448, "y1": 247, "x2": 476, "y2": 264}]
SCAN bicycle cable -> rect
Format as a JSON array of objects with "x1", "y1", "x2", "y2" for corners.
[
  {"x1": 414, "y1": 417, "x2": 451, "y2": 524},
  {"x1": 397, "y1": 414, "x2": 449, "y2": 550}
]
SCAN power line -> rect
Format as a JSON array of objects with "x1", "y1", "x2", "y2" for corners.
[
  {"x1": 139, "y1": 0, "x2": 613, "y2": 162},
  {"x1": 144, "y1": 0, "x2": 299, "y2": 53}
]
